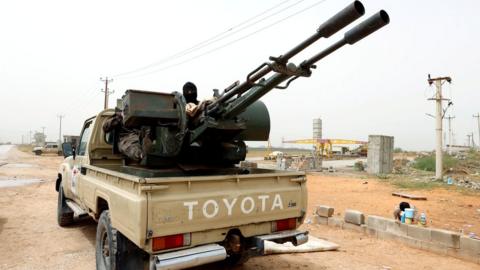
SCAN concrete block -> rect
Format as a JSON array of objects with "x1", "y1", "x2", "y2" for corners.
[
  {"x1": 407, "y1": 225, "x2": 432, "y2": 242},
  {"x1": 377, "y1": 230, "x2": 403, "y2": 242},
  {"x1": 397, "y1": 236, "x2": 422, "y2": 249},
  {"x1": 431, "y1": 228, "x2": 461, "y2": 248},
  {"x1": 460, "y1": 236, "x2": 480, "y2": 254},
  {"x1": 367, "y1": 227, "x2": 378, "y2": 237},
  {"x1": 315, "y1": 205, "x2": 334, "y2": 217},
  {"x1": 314, "y1": 215, "x2": 328, "y2": 225},
  {"x1": 366, "y1": 215, "x2": 390, "y2": 231},
  {"x1": 447, "y1": 247, "x2": 480, "y2": 264},
  {"x1": 344, "y1": 209, "x2": 365, "y2": 225},
  {"x1": 420, "y1": 240, "x2": 448, "y2": 255},
  {"x1": 385, "y1": 220, "x2": 408, "y2": 236},
  {"x1": 343, "y1": 222, "x2": 367, "y2": 233},
  {"x1": 327, "y1": 217, "x2": 344, "y2": 229}
]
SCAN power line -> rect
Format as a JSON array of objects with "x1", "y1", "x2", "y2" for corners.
[
  {"x1": 113, "y1": 0, "x2": 300, "y2": 78},
  {"x1": 120, "y1": 0, "x2": 329, "y2": 80}
]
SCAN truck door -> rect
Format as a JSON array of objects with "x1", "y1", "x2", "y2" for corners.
[{"x1": 69, "y1": 119, "x2": 93, "y2": 201}]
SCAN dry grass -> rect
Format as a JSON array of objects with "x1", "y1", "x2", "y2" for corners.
[{"x1": 16, "y1": 144, "x2": 33, "y2": 153}]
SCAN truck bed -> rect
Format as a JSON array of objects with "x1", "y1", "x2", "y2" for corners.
[
  {"x1": 96, "y1": 164, "x2": 285, "y2": 178},
  {"x1": 79, "y1": 163, "x2": 307, "y2": 253}
]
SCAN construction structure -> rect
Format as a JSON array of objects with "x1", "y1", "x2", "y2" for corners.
[
  {"x1": 367, "y1": 135, "x2": 394, "y2": 174},
  {"x1": 282, "y1": 138, "x2": 367, "y2": 158}
]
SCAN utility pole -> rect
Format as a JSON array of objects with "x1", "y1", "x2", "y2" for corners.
[
  {"x1": 41, "y1": 127, "x2": 46, "y2": 136},
  {"x1": 471, "y1": 132, "x2": 476, "y2": 148},
  {"x1": 474, "y1": 113, "x2": 480, "y2": 150},
  {"x1": 467, "y1": 134, "x2": 472, "y2": 147},
  {"x1": 29, "y1": 130, "x2": 32, "y2": 144},
  {"x1": 427, "y1": 74, "x2": 452, "y2": 180},
  {"x1": 445, "y1": 115, "x2": 455, "y2": 154},
  {"x1": 100, "y1": 77, "x2": 114, "y2": 110},
  {"x1": 57, "y1": 115, "x2": 64, "y2": 143}
]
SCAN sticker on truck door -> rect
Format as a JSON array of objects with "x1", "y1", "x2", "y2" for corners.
[{"x1": 71, "y1": 165, "x2": 79, "y2": 195}]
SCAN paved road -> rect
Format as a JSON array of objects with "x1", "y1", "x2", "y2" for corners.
[{"x1": 0, "y1": 145, "x2": 13, "y2": 160}]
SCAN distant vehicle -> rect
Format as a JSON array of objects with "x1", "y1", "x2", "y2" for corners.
[
  {"x1": 264, "y1": 151, "x2": 284, "y2": 160},
  {"x1": 33, "y1": 142, "x2": 61, "y2": 156}
]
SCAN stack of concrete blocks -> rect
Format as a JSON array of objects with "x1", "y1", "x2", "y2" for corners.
[
  {"x1": 312, "y1": 205, "x2": 480, "y2": 264},
  {"x1": 313, "y1": 206, "x2": 367, "y2": 233},
  {"x1": 367, "y1": 135, "x2": 394, "y2": 174}
]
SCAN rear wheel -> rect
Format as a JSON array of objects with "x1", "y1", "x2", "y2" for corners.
[
  {"x1": 96, "y1": 211, "x2": 148, "y2": 270},
  {"x1": 57, "y1": 185, "x2": 74, "y2": 226},
  {"x1": 34, "y1": 150, "x2": 42, "y2": 155}
]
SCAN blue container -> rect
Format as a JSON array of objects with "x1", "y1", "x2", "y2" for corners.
[
  {"x1": 405, "y1": 208, "x2": 415, "y2": 218},
  {"x1": 400, "y1": 212, "x2": 406, "y2": 223}
]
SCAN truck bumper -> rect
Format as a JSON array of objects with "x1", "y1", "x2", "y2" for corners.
[
  {"x1": 150, "y1": 230, "x2": 308, "y2": 270},
  {"x1": 151, "y1": 244, "x2": 227, "y2": 270}
]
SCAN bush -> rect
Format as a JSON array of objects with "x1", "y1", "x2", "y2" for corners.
[
  {"x1": 413, "y1": 154, "x2": 458, "y2": 171},
  {"x1": 354, "y1": 161, "x2": 365, "y2": 171},
  {"x1": 394, "y1": 147, "x2": 403, "y2": 153}
]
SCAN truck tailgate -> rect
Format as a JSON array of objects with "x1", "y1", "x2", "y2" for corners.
[{"x1": 145, "y1": 171, "x2": 307, "y2": 237}]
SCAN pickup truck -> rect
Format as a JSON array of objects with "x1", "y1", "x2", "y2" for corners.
[{"x1": 56, "y1": 110, "x2": 308, "y2": 270}]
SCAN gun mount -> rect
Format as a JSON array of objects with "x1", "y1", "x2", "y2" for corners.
[{"x1": 119, "y1": 1, "x2": 390, "y2": 168}]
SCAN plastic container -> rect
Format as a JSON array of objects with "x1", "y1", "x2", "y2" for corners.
[
  {"x1": 447, "y1": 177, "x2": 453, "y2": 185},
  {"x1": 405, "y1": 217, "x2": 412, "y2": 224},
  {"x1": 419, "y1": 213, "x2": 427, "y2": 226},
  {"x1": 404, "y1": 208, "x2": 415, "y2": 218},
  {"x1": 400, "y1": 212, "x2": 406, "y2": 223}
]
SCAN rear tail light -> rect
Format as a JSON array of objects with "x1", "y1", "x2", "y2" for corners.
[
  {"x1": 272, "y1": 218, "x2": 297, "y2": 232},
  {"x1": 152, "y1": 233, "x2": 191, "y2": 251}
]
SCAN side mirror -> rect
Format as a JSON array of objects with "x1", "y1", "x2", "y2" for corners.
[{"x1": 62, "y1": 142, "x2": 74, "y2": 159}]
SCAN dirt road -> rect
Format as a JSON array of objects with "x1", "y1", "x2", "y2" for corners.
[{"x1": 0, "y1": 145, "x2": 478, "y2": 269}]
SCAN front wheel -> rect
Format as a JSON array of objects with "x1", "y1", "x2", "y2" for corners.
[
  {"x1": 57, "y1": 185, "x2": 74, "y2": 226},
  {"x1": 34, "y1": 150, "x2": 42, "y2": 155}
]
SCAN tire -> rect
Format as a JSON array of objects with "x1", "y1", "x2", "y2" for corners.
[
  {"x1": 57, "y1": 185, "x2": 74, "y2": 226},
  {"x1": 96, "y1": 211, "x2": 118, "y2": 270},
  {"x1": 35, "y1": 150, "x2": 42, "y2": 156},
  {"x1": 96, "y1": 211, "x2": 148, "y2": 270}
]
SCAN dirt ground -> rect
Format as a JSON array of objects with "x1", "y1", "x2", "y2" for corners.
[
  {"x1": 0, "y1": 146, "x2": 479, "y2": 270},
  {"x1": 306, "y1": 173, "x2": 480, "y2": 236}
]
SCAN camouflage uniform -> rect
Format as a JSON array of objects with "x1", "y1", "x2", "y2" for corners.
[{"x1": 102, "y1": 111, "x2": 152, "y2": 162}]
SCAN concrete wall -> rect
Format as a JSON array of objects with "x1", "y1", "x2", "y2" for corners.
[
  {"x1": 367, "y1": 135, "x2": 394, "y2": 174},
  {"x1": 312, "y1": 205, "x2": 480, "y2": 264}
]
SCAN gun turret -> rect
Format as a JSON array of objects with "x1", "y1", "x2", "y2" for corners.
[{"x1": 120, "y1": 1, "x2": 390, "y2": 168}]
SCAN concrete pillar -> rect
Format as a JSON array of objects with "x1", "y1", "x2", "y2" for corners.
[{"x1": 367, "y1": 135, "x2": 394, "y2": 174}]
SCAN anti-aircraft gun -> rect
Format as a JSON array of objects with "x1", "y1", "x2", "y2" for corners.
[{"x1": 118, "y1": 1, "x2": 389, "y2": 168}]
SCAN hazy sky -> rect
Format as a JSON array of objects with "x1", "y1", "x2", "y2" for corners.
[{"x1": 1, "y1": 0, "x2": 479, "y2": 150}]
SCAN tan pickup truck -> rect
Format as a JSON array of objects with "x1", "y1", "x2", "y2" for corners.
[{"x1": 56, "y1": 110, "x2": 308, "y2": 270}]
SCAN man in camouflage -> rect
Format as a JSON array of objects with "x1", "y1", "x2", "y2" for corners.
[{"x1": 102, "y1": 108, "x2": 152, "y2": 162}]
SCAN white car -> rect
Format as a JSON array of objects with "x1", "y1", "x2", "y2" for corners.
[{"x1": 33, "y1": 142, "x2": 61, "y2": 156}]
